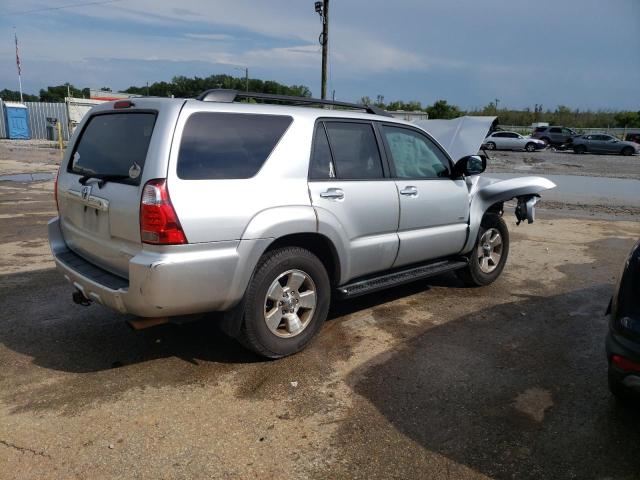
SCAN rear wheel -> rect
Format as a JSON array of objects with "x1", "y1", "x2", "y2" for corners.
[
  {"x1": 525, "y1": 142, "x2": 536, "y2": 152},
  {"x1": 238, "y1": 247, "x2": 330, "y2": 358},
  {"x1": 485, "y1": 142, "x2": 496, "y2": 150},
  {"x1": 573, "y1": 145, "x2": 587, "y2": 154},
  {"x1": 621, "y1": 146, "x2": 634, "y2": 156},
  {"x1": 457, "y1": 214, "x2": 509, "y2": 287}
]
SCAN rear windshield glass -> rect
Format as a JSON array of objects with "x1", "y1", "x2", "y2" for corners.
[
  {"x1": 177, "y1": 112, "x2": 292, "y2": 180},
  {"x1": 69, "y1": 112, "x2": 156, "y2": 184}
]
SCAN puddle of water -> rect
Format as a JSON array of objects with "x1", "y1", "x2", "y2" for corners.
[
  {"x1": 486, "y1": 173, "x2": 640, "y2": 207},
  {"x1": 0, "y1": 172, "x2": 56, "y2": 183}
]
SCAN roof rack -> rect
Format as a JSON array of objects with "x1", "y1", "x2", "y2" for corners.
[{"x1": 195, "y1": 89, "x2": 393, "y2": 117}]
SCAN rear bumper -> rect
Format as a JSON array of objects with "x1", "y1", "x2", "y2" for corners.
[
  {"x1": 48, "y1": 217, "x2": 268, "y2": 317},
  {"x1": 606, "y1": 329, "x2": 640, "y2": 393}
]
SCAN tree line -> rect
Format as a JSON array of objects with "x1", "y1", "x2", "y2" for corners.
[{"x1": 1, "y1": 76, "x2": 638, "y2": 128}]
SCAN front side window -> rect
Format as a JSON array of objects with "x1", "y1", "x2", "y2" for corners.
[
  {"x1": 550, "y1": 127, "x2": 562, "y2": 133},
  {"x1": 177, "y1": 112, "x2": 292, "y2": 180},
  {"x1": 323, "y1": 122, "x2": 383, "y2": 180},
  {"x1": 382, "y1": 126, "x2": 450, "y2": 179}
]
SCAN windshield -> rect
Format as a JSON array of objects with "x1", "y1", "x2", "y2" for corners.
[{"x1": 68, "y1": 112, "x2": 157, "y2": 185}]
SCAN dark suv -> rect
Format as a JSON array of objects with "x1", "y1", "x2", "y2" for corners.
[{"x1": 531, "y1": 126, "x2": 578, "y2": 146}]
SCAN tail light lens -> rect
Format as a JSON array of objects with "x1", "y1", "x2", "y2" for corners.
[
  {"x1": 140, "y1": 179, "x2": 187, "y2": 245},
  {"x1": 612, "y1": 354, "x2": 640, "y2": 372}
]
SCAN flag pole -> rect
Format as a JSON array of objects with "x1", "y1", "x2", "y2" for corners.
[{"x1": 14, "y1": 27, "x2": 23, "y2": 103}]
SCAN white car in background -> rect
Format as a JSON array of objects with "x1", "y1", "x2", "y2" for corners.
[{"x1": 483, "y1": 131, "x2": 546, "y2": 152}]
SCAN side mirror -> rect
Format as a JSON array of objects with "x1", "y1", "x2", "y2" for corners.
[{"x1": 453, "y1": 155, "x2": 487, "y2": 177}]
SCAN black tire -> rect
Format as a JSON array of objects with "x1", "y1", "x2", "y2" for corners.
[
  {"x1": 621, "y1": 146, "x2": 634, "y2": 156},
  {"x1": 525, "y1": 142, "x2": 536, "y2": 152},
  {"x1": 237, "y1": 247, "x2": 330, "y2": 358},
  {"x1": 485, "y1": 142, "x2": 496, "y2": 150},
  {"x1": 457, "y1": 214, "x2": 509, "y2": 287},
  {"x1": 573, "y1": 145, "x2": 586, "y2": 154}
]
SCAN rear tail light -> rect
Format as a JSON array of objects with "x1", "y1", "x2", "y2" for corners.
[
  {"x1": 612, "y1": 354, "x2": 640, "y2": 372},
  {"x1": 140, "y1": 179, "x2": 187, "y2": 245}
]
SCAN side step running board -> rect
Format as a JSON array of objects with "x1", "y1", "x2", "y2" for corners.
[{"x1": 336, "y1": 258, "x2": 468, "y2": 299}]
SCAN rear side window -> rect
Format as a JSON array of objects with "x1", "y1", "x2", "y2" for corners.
[
  {"x1": 550, "y1": 127, "x2": 562, "y2": 133},
  {"x1": 323, "y1": 122, "x2": 383, "y2": 179},
  {"x1": 69, "y1": 112, "x2": 156, "y2": 184},
  {"x1": 309, "y1": 124, "x2": 335, "y2": 180},
  {"x1": 178, "y1": 112, "x2": 292, "y2": 180}
]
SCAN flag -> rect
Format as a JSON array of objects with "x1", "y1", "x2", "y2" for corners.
[{"x1": 15, "y1": 32, "x2": 21, "y2": 76}]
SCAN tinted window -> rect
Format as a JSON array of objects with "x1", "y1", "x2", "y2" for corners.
[
  {"x1": 382, "y1": 126, "x2": 450, "y2": 179},
  {"x1": 493, "y1": 132, "x2": 508, "y2": 138},
  {"x1": 309, "y1": 124, "x2": 335, "y2": 180},
  {"x1": 550, "y1": 127, "x2": 562, "y2": 133},
  {"x1": 324, "y1": 122, "x2": 383, "y2": 179},
  {"x1": 69, "y1": 112, "x2": 156, "y2": 184},
  {"x1": 178, "y1": 112, "x2": 292, "y2": 180},
  {"x1": 506, "y1": 132, "x2": 519, "y2": 138}
]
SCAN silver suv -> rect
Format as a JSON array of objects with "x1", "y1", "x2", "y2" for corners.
[{"x1": 49, "y1": 90, "x2": 554, "y2": 358}]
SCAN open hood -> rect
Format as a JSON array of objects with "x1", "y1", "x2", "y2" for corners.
[{"x1": 415, "y1": 116, "x2": 498, "y2": 162}]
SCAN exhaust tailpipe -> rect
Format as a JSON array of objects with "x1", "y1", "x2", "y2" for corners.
[
  {"x1": 127, "y1": 317, "x2": 169, "y2": 331},
  {"x1": 72, "y1": 290, "x2": 92, "y2": 306}
]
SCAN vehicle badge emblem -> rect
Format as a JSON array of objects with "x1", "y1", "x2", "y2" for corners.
[{"x1": 81, "y1": 185, "x2": 92, "y2": 200}]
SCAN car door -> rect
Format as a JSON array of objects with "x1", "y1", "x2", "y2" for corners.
[
  {"x1": 491, "y1": 132, "x2": 508, "y2": 149},
  {"x1": 600, "y1": 135, "x2": 619, "y2": 153},
  {"x1": 308, "y1": 120, "x2": 400, "y2": 282},
  {"x1": 379, "y1": 124, "x2": 469, "y2": 267},
  {"x1": 548, "y1": 127, "x2": 563, "y2": 144},
  {"x1": 505, "y1": 132, "x2": 521, "y2": 149},
  {"x1": 590, "y1": 134, "x2": 608, "y2": 153}
]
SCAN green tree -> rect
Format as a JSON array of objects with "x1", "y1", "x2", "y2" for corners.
[
  {"x1": 0, "y1": 89, "x2": 38, "y2": 102},
  {"x1": 426, "y1": 100, "x2": 462, "y2": 119},
  {"x1": 39, "y1": 83, "x2": 89, "y2": 102},
  {"x1": 614, "y1": 111, "x2": 640, "y2": 128}
]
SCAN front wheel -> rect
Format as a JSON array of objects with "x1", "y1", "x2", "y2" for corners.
[
  {"x1": 457, "y1": 214, "x2": 510, "y2": 287},
  {"x1": 525, "y1": 142, "x2": 537, "y2": 152},
  {"x1": 238, "y1": 247, "x2": 330, "y2": 358}
]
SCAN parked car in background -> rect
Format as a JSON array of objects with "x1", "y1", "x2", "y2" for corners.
[
  {"x1": 572, "y1": 134, "x2": 639, "y2": 155},
  {"x1": 624, "y1": 133, "x2": 640, "y2": 145},
  {"x1": 48, "y1": 90, "x2": 555, "y2": 358},
  {"x1": 531, "y1": 126, "x2": 579, "y2": 146},
  {"x1": 483, "y1": 131, "x2": 546, "y2": 152},
  {"x1": 606, "y1": 239, "x2": 640, "y2": 403}
]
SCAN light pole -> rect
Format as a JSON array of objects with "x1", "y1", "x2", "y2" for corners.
[
  {"x1": 494, "y1": 98, "x2": 500, "y2": 114},
  {"x1": 234, "y1": 66, "x2": 249, "y2": 92},
  {"x1": 315, "y1": 0, "x2": 329, "y2": 99}
]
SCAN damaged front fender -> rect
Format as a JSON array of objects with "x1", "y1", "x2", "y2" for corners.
[{"x1": 462, "y1": 175, "x2": 556, "y2": 254}]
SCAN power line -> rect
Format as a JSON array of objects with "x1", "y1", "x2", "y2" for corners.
[{"x1": 3, "y1": 0, "x2": 123, "y2": 17}]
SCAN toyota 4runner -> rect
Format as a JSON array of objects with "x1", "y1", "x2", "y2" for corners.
[{"x1": 49, "y1": 90, "x2": 555, "y2": 358}]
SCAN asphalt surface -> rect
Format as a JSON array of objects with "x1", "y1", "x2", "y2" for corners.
[{"x1": 1, "y1": 142, "x2": 640, "y2": 479}]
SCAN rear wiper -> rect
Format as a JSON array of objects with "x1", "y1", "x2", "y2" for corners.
[{"x1": 79, "y1": 173, "x2": 131, "y2": 188}]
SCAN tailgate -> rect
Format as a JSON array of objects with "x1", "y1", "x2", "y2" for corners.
[{"x1": 56, "y1": 100, "x2": 181, "y2": 277}]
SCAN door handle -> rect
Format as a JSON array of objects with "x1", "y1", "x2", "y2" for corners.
[
  {"x1": 320, "y1": 188, "x2": 345, "y2": 200},
  {"x1": 399, "y1": 186, "x2": 418, "y2": 197}
]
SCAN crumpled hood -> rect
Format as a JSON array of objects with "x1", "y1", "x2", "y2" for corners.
[{"x1": 415, "y1": 116, "x2": 498, "y2": 163}]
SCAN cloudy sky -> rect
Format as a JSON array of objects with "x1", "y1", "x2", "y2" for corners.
[{"x1": 1, "y1": 0, "x2": 638, "y2": 110}]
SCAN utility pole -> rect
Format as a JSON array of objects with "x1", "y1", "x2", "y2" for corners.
[
  {"x1": 494, "y1": 98, "x2": 500, "y2": 113},
  {"x1": 315, "y1": 0, "x2": 329, "y2": 99},
  {"x1": 234, "y1": 66, "x2": 249, "y2": 92}
]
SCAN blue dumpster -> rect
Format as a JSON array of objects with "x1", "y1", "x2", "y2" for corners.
[{"x1": 4, "y1": 102, "x2": 31, "y2": 140}]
